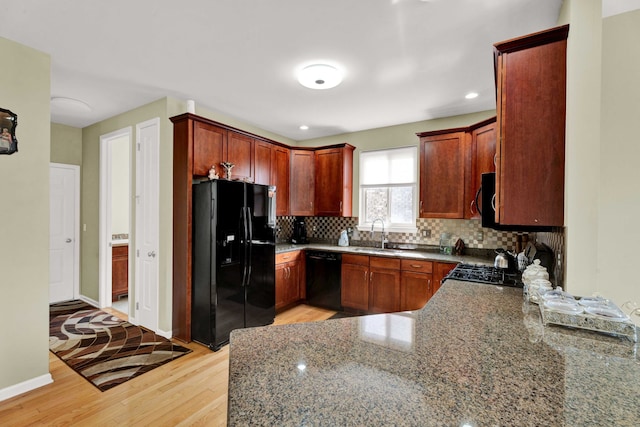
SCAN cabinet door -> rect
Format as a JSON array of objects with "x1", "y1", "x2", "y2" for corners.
[
  {"x1": 254, "y1": 140, "x2": 272, "y2": 185},
  {"x1": 400, "y1": 271, "x2": 431, "y2": 311},
  {"x1": 290, "y1": 150, "x2": 315, "y2": 216},
  {"x1": 112, "y1": 245, "x2": 129, "y2": 299},
  {"x1": 419, "y1": 132, "x2": 467, "y2": 218},
  {"x1": 468, "y1": 120, "x2": 496, "y2": 219},
  {"x1": 286, "y1": 260, "x2": 301, "y2": 306},
  {"x1": 369, "y1": 267, "x2": 401, "y2": 314},
  {"x1": 272, "y1": 146, "x2": 290, "y2": 216},
  {"x1": 432, "y1": 262, "x2": 457, "y2": 296},
  {"x1": 495, "y1": 27, "x2": 567, "y2": 226},
  {"x1": 227, "y1": 132, "x2": 254, "y2": 182},
  {"x1": 341, "y1": 263, "x2": 369, "y2": 311},
  {"x1": 314, "y1": 148, "x2": 343, "y2": 216},
  {"x1": 275, "y1": 262, "x2": 288, "y2": 311},
  {"x1": 193, "y1": 122, "x2": 227, "y2": 176}
]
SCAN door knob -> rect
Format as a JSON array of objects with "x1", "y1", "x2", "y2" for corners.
[
  {"x1": 66, "y1": 238, "x2": 72, "y2": 243},
  {"x1": 148, "y1": 251, "x2": 156, "y2": 258}
]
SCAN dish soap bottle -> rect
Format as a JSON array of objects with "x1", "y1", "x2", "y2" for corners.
[{"x1": 338, "y1": 230, "x2": 349, "y2": 247}]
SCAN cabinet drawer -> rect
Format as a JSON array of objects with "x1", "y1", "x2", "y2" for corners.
[
  {"x1": 401, "y1": 259, "x2": 433, "y2": 273},
  {"x1": 276, "y1": 250, "x2": 301, "y2": 264},
  {"x1": 342, "y1": 254, "x2": 369, "y2": 266},
  {"x1": 369, "y1": 256, "x2": 400, "y2": 270}
]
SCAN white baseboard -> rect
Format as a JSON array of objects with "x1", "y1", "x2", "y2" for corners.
[
  {"x1": 0, "y1": 373, "x2": 53, "y2": 402},
  {"x1": 78, "y1": 295, "x2": 99, "y2": 308},
  {"x1": 157, "y1": 328, "x2": 172, "y2": 340}
]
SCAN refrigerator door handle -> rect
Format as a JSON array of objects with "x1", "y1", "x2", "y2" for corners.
[
  {"x1": 245, "y1": 207, "x2": 253, "y2": 286},
  {"x1": 240, "y1": 207, "x2": 248, "y2": 288}
]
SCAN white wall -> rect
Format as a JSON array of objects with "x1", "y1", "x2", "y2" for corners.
[
  {"x1": 598, "y1": 8, "x2": 640, "y2": 311},
  {"x1": 560, "y1": 0, "x2": 602, "y2": 297},
  {"x1": 561, "y1": 1, "x2": 640, "y2": 319}
]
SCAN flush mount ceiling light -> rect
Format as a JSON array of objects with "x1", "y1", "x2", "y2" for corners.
[
  {"x1": 297, "y1": 64, "x2": 343, "y2": 90},
  {"x1": 465, "y1": 92, "x2": 479, "y2": 99},
  {"x1": 51, "y1": 96, "x2": 92, "y2": 112},
  {"x1": 299, "y1": 125, "x2": 309, "y2": 130}
]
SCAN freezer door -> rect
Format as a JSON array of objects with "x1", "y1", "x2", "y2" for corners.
[
  {"x1": 245, "y1": 183, "x2": 276, "y2": 328},
  {"x1": 191, "y1": 181, "x2": 216, "y2": 346}
]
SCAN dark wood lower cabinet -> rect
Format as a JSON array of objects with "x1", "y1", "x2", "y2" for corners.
[
  {"x1": 400, "y1": 271, "x2": 432, "y2": 311},
  {"x1": 433, "y1": 261, "x2": 457, "y2": 295},
  {"x1": 275, "y1": 251, "x2": 302, "y2": 312},
  {"x1": 112, "y1": 244, "x2": 128, "y2": 300},
  {"x1": 368, "y1": 267, "x2": 400, "y2": 313},
  {"x1": 341, "y1": 255, "x2": 452, "y2": 313},
  {"x1": 368, "y1": 257, "x2": 401, "y2": 314}
]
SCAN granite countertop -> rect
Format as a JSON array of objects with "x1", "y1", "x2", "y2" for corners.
[
  {"x1": 276, "y1": 242, "x2": 493, "y2": 266},
  {"x1": 228, "y1": 281, "x2": 640, "y2": 426}
]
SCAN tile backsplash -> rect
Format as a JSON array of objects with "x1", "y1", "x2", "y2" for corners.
[
  {"x1": 276, "y1": 215, "x2": 566, "y2": 283},
  {"x1": 278, "y1": 216, "x2": 524, "y2": 251}
]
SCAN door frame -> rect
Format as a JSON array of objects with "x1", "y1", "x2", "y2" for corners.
[
  {"x1": 99, "y1": 127, "x2": 132, "y2": 309},
  {"x1": 50, "y1": 162, "x2": 81, "y2": 301}
]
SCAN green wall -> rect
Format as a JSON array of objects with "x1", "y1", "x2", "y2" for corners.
[
  {"x1": 81, "y1": 97, "x2": 172, "y2": 331},
  {"x1": 0, "y1": 37, "x2": 51, "y2": 391},
  {"x1": 298, "y1": 110, "x2": 496, "y2": 214},
  {"x1": 51, "y1": 123, "x2": 82, "y2": 165},
  {"x1": 79, "y1": 97, "x2": 296, "y2": 334}
]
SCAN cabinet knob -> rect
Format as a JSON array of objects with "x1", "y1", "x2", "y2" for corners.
[
  {"x1": 66, "y1": 238, "x2": 72, "y2": 243},
  {"x1": 148, "y1": 251, "x2": 156, "y2": 258}
]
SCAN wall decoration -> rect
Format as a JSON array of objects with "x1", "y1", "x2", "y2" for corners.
[{"x1": 0, "y1": 108, "x2": 18, "y2": 154}]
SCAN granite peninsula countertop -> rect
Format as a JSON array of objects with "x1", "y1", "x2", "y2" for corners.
[
  {"x1": 276, "y1": 242, "x2": 494, "y2": 266},
  {"x1": 228, "y1": 281, "x2": 640, "y2": 426}
]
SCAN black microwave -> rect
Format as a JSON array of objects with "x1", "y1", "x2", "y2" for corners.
[{"x1": 478, "y1": 172, "x2": 551, "y2": 232}]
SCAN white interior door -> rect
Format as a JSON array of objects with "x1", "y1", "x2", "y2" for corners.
[
  {"x1": 49, "y1": 163, "x2": 79, "y2": 303},
  {"x1": 135, "y1": 118, "x2": 160, "y2": 331}
]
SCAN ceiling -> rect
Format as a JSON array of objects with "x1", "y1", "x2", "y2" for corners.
[{"x1": 0, "y1": 0, "x2": 583, "y2": 140}]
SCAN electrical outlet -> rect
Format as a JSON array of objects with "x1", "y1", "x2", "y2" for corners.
[
  {"x1": 422, "y1": 229, "x2": 431, "y2": 238},
  {"x1": 475, "y1": 231, "x2": 484, "y2": 241}
]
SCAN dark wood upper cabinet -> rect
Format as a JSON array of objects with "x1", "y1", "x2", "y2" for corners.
[
  {"x1": 254, "y1": 140, "x2": 290, "y2": 216},
  {"x1": 272, "y1": 146, "x2": 290, "y2": 216},
  {"x1": 226, "y1": 132, "x2": 254, "y2": 182},
  {"x1": 314, "y1": 145, "x2": 355, "y2": 217},
  {"x1": 468, "y1": 118, "x2": 497, "y2": 219},
  {"x1": 418, "y1": 131, "x2": 467, "y2": 218},
  {"x1": 494, "y1": 25, "x2": 568, "y2": 227},
  {"x1": 193, "y1": 121, "x2": 226, "y2": 177},
  {"x1": 254, "y1": 140, "x2": 272, "y2": 186},
  {"x1": 289, "y1": 150, "x2": 315, "y2": 216}
]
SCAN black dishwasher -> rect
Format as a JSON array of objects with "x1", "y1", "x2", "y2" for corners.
[{"x1": 306, "y1": 251, "x2": 342, "y2": 311}]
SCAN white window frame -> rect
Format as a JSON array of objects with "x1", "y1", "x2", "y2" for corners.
[{"x1": 358, "y1": 146, "x2": 418, "y2": 233}]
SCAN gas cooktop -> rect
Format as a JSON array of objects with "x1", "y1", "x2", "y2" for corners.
[{"x1": 445, "y1": 263, "x2": 523, "y2": 288}]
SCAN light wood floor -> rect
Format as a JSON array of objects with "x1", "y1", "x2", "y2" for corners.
[{"x1": 0, "y1": 304, "x2": 336, "y2": 426}]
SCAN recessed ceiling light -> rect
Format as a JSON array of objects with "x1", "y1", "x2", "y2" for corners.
[
  {"x1": 465, "y1": 92, "x2": 479, "y2": 99},
  {"x1": 51, "y1": 96, "x2": 92, "y2": 112},
  {"x1": 297, "y1": 64, "x2": 343, "y2": 90},
  {"x1": 299, "y1": 125, "x2": 309, "y2": 130}
]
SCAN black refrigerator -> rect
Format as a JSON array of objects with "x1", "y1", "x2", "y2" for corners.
[{"x1": 192, "y1": 179, "x2": 276, "y2": 351}]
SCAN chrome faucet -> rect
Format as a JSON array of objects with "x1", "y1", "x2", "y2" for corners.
[{"x1": 370, "y1": 218, "x2": 388, "y2": 249}]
